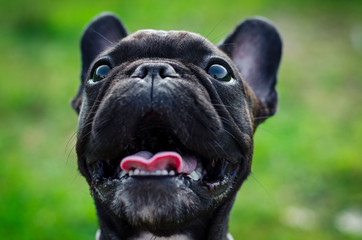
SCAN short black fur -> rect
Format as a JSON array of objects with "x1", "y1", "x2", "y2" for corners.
[{"x1": 72, "y1": 13, "x2": 282, "y2": 240}]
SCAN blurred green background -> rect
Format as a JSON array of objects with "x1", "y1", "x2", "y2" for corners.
[{"x1": 0, "y1": 0, "x2": 361, "y2": 239}]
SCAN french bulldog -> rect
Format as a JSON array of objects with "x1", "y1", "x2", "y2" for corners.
[{"x1": 71, "y1": 13, "x2": 282, "y2": 240}]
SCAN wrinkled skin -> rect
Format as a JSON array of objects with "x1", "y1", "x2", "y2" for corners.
[{"x1": 72, "y1": 13, "x2": 282, "y2": 240}]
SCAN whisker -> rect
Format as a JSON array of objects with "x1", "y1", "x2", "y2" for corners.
[
  {"x1": 254, "y1": 115, "x2": 274, "y2": 120},
  {"x1": 249, "y1": 173, "x2": 270, "y2": 196},
  {"x1": 204, "y1": 18, "x2": 226, "y2": 42},
  {"x1": 91, "y1": 29, "x2": 116, "y2": 45}
]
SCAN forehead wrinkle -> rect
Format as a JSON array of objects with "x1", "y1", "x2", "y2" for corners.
[{"x1": 109, "y1": 30, "x2": 214, "y2": 63}]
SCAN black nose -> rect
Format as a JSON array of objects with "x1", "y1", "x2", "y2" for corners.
[{"x1": 131, "y1": 62, "x2": 180, "y2": 79}]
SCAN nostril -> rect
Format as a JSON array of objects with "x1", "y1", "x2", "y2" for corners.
[
  {"x1": 160, "y1": 65, "x2": 179, "y2": 78},
  {"x1": 131, "y1": 66, "x2": 148, "y2": 78},
  {"x1": 159, "y1": 66, "x2": 167, "y2": 79}
]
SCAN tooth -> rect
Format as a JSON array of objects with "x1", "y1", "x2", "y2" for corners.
[
  {"x1": 188, "y1": 172, "x2": 197, "y2": 180},
  {"x1": 134, "y1": 169, "x2": 140, "y2": 175},
  {"x1": 129, "y1": 170, "x2": 134, "y2": 176},
  {"x1": 140, "y1": 170, "x2": 146, "y2": 175},
  {"x1": 161, "y1": 170, "x2": 168, "y2": 175},
  {"x1": 188, "y1": 170, "x2": 201, "y2": 180},
  {"x1": 155, "y1": 170, "x2": 162, "y2": 175},
  {"x1": 119, "y1": 171, "x2": 127, "y2": 178},
  {"x1": 169, "y1": 170, "x2": 175, "y2": 176}
]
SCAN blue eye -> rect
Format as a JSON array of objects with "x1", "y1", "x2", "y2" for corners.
[
  {"x1": 92, "y1": 65, "x2": 111, "y2": 82},
  {"x1": 207, "y1": 64, "x2": 231, "y2": 82}
]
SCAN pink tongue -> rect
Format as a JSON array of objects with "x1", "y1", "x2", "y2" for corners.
[{"x1": 120, "y1": 151, "x2": 197, "y2": 174}]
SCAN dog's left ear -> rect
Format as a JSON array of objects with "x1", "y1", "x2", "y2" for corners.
[
  {"x1": 71, "y1": 13, "x2": 128, "y2": 113},
  {"x1": 219, "y1": 17, "x2": 282, "y2": 124}
]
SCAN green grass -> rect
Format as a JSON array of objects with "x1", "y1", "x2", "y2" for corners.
[{"x1": 0, "y1": 0, "x2": 361, "y2": 239}]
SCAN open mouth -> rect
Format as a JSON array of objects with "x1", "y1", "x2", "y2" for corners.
[{"x1": 88, "y1": 125, "x2": 235, "y2": 191}]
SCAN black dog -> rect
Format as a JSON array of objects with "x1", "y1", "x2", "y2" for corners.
[{"x1": 71, "y1": 13, "x2": 282, "y2": 240}]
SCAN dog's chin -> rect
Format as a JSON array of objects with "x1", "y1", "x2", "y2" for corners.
[{"x1": 108, "y1": 177, "x2": 201, "y2": 234}]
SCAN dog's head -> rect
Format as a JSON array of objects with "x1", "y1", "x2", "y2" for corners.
[{"x1": 72, "y1": 13, "x2": 281, "y2": 238}]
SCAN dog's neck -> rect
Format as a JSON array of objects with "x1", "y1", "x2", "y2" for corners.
[{"x1": 96, "y1": 230, "x2": 234, "y2": 240}]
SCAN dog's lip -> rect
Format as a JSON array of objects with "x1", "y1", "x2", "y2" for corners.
[
  {"x1": 88, "y1": 149, "x2": 234, "y2": 187},
  {"x1": 92, "y1": 158, "x2": 236, "y2": 203},
  {"x1": 86, "y1": 123, "x2": 239, "y2": 191}
]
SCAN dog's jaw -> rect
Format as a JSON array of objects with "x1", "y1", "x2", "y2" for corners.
[{"x1": 93, "y1": 188, "x2": 238, "y2": 240}]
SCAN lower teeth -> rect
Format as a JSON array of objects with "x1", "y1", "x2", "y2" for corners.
[
  {"x1": 126, "y1": 169, "x2": 176, "y2": 177},
  {"x1": 188, "y1": 169, "x2": 202, "y2": 180},
  {"x1": 118, "y1": 168, "x2": 201, "y2": 180}
]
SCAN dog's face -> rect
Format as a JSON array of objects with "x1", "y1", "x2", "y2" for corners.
[{"x1": 72, "y1": 14, "x2": 281, "y2": 238}]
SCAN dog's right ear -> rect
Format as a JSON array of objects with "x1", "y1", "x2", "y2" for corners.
[{"x1": 71, "y1": 13, "x2": 128, "y2": 113}]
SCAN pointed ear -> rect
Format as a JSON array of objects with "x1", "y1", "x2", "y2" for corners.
[
  {"x1": 71, "y1": 13, "x2": 128, "y2": 113},
  {"x1": 219, "y1": 17, "x2": 282, "y2": 120}
]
